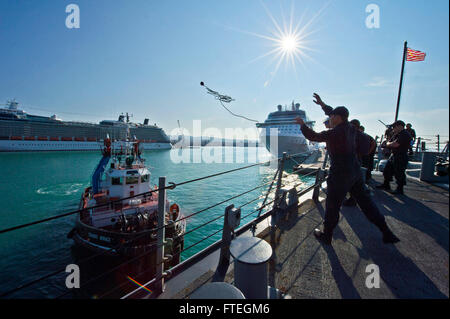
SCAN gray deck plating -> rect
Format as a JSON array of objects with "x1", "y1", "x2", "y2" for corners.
[
  {"x1": 154, "y1": 173, "x2": 448, "y2": 299},
  {"x1": 266, "y1": 175, "x2": 448, "y2": 299}
]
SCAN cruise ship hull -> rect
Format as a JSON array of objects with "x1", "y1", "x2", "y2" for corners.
[
  {"x1": 0, "y1": 101, "x2": 173, "y2": 152},
  {"x1": 0, "y1": 140, "x2": 171, "y2": 152},
  {"x1": 260, "y1": 132, "x2": 312, "y2": 159}
]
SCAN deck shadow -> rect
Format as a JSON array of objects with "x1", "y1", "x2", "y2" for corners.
[
  {"x1": 338, "y1": 197, "x2": 448, "y2": 298},
  {"x1": 322, "y1": 244, "x2": 361, "y2": 299},
  {"x1": 373, "y1": 186, "x2": 449, "y2": 253}
]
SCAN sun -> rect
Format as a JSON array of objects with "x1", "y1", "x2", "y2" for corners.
[
  {"x1": 228, "y1": 1, "x2": 328, "y2": 86},
  {"x1": 280, "y1": 35, "x2": 298, "y2": 52}
]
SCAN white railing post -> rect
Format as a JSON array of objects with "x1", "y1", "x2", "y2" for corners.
[
  {"x1": 155, "y1": 176, "x2": 166, "y2": 295},
  {"x1": 274, "y1": 152, "x2": 286, "y2": 209}
]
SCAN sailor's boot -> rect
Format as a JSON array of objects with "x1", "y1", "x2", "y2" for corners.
[
  {"x1": 313, "y1": 228, "x2": 332, "y2": 245},
  {"x1": 391, "y1": 185, "x2": 404, "y2": 195},
  {"x1": 377, "y1": 222, "x2": 400, "y2": 244},
  {"x1": 376, "y1": 181, "x2": 391, "y2": 191}
]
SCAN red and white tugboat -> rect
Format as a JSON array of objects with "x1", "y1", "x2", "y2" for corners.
[{"x1": 69, "y1": 135, "x2": 185, "y2": 264}]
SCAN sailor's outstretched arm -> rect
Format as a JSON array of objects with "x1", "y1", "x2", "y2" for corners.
[
  {"x1": 313, "y1": 93, "x2": 333, "y2": 116},
  {"x1": 295, "y1": 117, "x2": 330, "y2": 143},
  {"x1": 301, "y1": 124, "x2": 331, "y2": 143}
]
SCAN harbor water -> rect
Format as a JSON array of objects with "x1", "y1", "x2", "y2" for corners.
[{"x1": 0, "y1": 147, "x2": 314, "y2": 298}]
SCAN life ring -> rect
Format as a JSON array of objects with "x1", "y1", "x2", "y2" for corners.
[{"x1": 169, "y1": 203, "x2": 180, "y2": 221}]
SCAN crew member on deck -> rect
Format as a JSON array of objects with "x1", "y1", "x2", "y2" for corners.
[
  {"x1": 382, "y1": 125, "x2": 395, "y2": 159},
  {"x1": 377, "y1": 120, "x2": 412, "y2": 195},
  {"x1": 406, "y1": 123, "x2": 416, "y2": 155},
  {"x1": 294, "y1": 93, "x2": 400, "y2": 245},
  {"x1": 342, "y1": 119, "x2": 370, "y2": 207},
  {"x1": 359, "y1": 125, "x2": 377, "y2": 181}
]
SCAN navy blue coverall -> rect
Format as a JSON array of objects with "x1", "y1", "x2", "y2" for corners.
[
  {"x1": 383, "y1": 129, "x2": 412, "y2": 188},
  {"x1": 300, "y1": 121, "x2": 390, "y2": 235}
]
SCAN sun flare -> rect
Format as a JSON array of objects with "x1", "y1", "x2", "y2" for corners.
[
  {"x1": 280, "y1": 35, "x2": 298, "y2": 52},
  {"x1": 231, "y1": 1, "x2": 328, "y2": 86}
]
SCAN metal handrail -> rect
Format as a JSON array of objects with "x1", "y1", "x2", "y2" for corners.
[
  {"x1": 121, "y1": 152, "x2": 329, "y2": 299},
  {"x1": 2, "y1": 149, "x2": 324, "y2": 299}
]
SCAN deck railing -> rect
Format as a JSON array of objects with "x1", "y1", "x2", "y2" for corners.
[{"x1": 0, "y1": 150, "x2": 328, "y2": 299}]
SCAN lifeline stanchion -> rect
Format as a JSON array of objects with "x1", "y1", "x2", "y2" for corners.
[
  {"x1": 212, "y1": 204, "x2": 241, "y2": 282},
  {"x1": 154, "y1": 176, "x2": 166, "y2": 295},
  {"x1": 274, "y1": 152, "x2": 287, "y2": 210}
]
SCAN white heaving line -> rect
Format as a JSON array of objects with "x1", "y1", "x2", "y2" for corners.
[{"x1": 200, "y1": 82, "x2": 259, "y2": 123}]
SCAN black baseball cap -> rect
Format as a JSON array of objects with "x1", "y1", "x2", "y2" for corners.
[
  {"x1": 350, "y1": 119, "x2": 360, "y2": 127},
  {"x1": 330, "y1": 106, "x2": 349, "y2": 120},
  {"x1": 392, "y1": 120, "x2": 406, "y2": 127}
]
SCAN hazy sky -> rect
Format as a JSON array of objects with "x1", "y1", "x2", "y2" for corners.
[{"x1": 0, "y1": 0, "x2": 448, "y2": 140}]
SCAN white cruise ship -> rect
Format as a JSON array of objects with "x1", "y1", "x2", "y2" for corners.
[
  {"x1": 256, "y1": 101, "x2": 316, "y2": 158},
  {"x1": 0, "y1": 100, "x2": 172, "y2": 152}
]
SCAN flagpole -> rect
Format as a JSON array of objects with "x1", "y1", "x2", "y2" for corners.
[{"x1": 395, "y1": 41, "x2": 408, "y2": 122}]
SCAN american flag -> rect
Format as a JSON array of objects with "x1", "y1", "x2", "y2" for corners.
[{"x1": 406, "y1": 48, "x2": 426, "y2": 62}]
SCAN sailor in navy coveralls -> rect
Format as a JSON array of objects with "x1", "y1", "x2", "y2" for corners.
[{"x1": 294, "y1": 93, "x2": 399, "y2": 245}]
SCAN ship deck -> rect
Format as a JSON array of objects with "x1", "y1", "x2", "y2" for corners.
[
  {"x1": 154, "y1": 173, "x2": 448, "y2": 299},
  {"x1": 261, "y1": 174, "x2": 449, "y2": 298}
]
